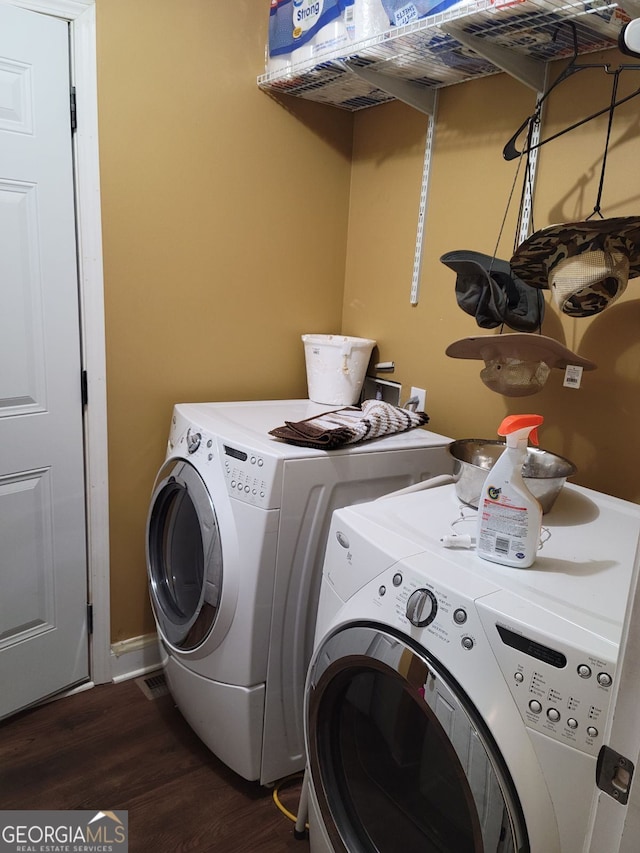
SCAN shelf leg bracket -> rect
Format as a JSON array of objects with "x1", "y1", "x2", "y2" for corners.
[
  {"x1": 440, "y1": 23, "x2": 546, "y2": 92},
  {"x1": 340, "y1": 60, "x2": 437, "y2": 115}
]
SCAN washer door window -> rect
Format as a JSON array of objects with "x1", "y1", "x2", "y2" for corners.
[
  {"x1": 146, "y1": 458, "x2": 222, "y2": 651},
  {"x1": 307, "y1": 625, "x2": 528, "y2": 853}
]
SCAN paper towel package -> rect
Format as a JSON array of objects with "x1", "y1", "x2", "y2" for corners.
[
  {"x1": 266, "y1": 0, "x2": 390, "y2": 74},
  {"x1": 265, "y1": 0, "x2": 476, "y2": 75}
]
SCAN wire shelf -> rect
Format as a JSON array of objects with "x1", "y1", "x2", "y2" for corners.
[{"x1": 257, "y1": 0, "x2": 630, "y2": 110}]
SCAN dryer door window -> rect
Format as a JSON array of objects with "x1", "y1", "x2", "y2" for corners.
[
  {"x1": 307, "y1": 624, "x2": 529, "y2": 853},
  {"x1": 146, "y1": 458, "x2": 222, "y2": 651}
]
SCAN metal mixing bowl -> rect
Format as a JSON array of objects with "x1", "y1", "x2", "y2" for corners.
[{"x1": 448, "y1": 439, "x2": 577, "y2": 514}]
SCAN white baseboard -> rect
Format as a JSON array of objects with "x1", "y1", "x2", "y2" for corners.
[{"x1": 110, "y1": 633, "x2": 161, "y2": 683}]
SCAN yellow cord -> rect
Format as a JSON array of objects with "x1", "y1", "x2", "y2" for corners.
[{"x1": 272, "y1": 772, "x2": 309, "y2": 830}]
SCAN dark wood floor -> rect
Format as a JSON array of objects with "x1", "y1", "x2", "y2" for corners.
[{"x1": 0, "y1": 676, "x2": 310, "y2": 852}]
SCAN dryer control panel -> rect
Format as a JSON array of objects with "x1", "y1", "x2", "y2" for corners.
[{"x1": 168, "y1": 413, "x2": 282, "y2": 509}]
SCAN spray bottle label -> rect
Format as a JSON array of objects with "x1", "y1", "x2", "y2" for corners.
[{"x1": 478, "y1": 494, "x2": 531, "y2": 561}]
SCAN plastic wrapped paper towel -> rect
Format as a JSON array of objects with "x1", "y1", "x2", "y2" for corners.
[{"x1": 266, "y1": 0, "x2": 391, "y2": 74}]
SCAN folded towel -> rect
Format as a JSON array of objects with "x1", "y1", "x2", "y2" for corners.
[{"x1": 269, "y1": 400, "x2": 429, "y2": 449}]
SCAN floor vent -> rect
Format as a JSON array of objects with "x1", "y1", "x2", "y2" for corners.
[{"x1": 135, "y1": 671, "x2": 170, "y2": 701}]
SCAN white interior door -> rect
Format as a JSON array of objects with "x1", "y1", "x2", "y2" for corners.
[{"x1": 0, "y1": 2, "x2": 89, "y2": 717}]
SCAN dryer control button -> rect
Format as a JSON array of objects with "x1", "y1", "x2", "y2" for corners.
[
  {"x1": 547, "y1": 708, "x2": 561, "y2": 723},
  {"x1": 514, "y1": 672, "x2": 524, "y2": 683},
  {"x1": 453, "y1": 608, "x2": 467, "y2": 625},
  {"x1": 597, "y1": 672, "x2": 613, "y2": 688},
  {"x1": 529, "y1": 700, "x2": 542, "y2": 714},
  {"x1": 461, "y1": 636, "x2": 474, "y2": 651},
  {"x1": 392, "y1": 573, "x2": 403, "y2": 587},
  {"x1": 378, "y1": 585, "x2": 386, "y2": 597},
  {"x1": 406, "y1": 588, "x2": 437, "y2": 627},
  {"x1": 567, "y1": 718, "x2": 578, "y2": 729},
  {"x1": 578, "y1": 664, "x2": 592, "y2": 679},
  {"x1": 587, "y1": 726, "x2": 599, "y2": 739}
]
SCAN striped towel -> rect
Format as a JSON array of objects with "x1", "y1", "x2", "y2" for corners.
[{"x1": 269, "y1": 400, "x2": 429, "y2": 449}]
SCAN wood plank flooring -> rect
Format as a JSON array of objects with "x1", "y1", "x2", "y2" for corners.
[{"x1": 0, "y1": 676, "x2": 310, "y2": 852}]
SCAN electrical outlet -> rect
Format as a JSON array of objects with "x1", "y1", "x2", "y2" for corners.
[{"x1": 410, "y1": 386, "x2": 427, "y2": 411}]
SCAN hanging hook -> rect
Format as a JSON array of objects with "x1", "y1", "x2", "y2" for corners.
[{"x1": 501, "y1": 21, "x2": 635, "y2": 162}]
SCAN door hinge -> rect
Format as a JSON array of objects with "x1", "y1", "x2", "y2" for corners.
[
  {"x1": 596, "y1": 744, "x2": 634, "y2": 805},
  {"x1": 81, "y1": 370, "x2": 88, "y2": 406},
  {"x1": 70, "y1": 86, "x2": 77, "y2": 132},
  {"x1": 87, "y1": 603, "x2": 94, "y2": 635}
]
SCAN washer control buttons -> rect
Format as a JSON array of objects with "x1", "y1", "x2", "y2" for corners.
[
  {"x1": 578, "y1": 664, "x2": 592, "y2": 679},
  {"x1": 461, "y1": 636, "x2": 474, "y2": 651},
  {"x1": 406, "y1": 588, "x2": 437, "y2": 627},
  {"x1": 597, "y1": 672, "x2": 613, "y2": 688},
  {"x1": 529, "y1": 700, "x2": 542, "y2": 714},
  {"x1": 392, "y1": 573, "x2": 403, "y2": 587},
  {"x1": 453, "y1": 608, "x2": 467, "y2": 625},
  {"x1": 547, "y1": 708, "x2": 561, "y2": 723},
  {"x1": 514, "y1": 672, "x2": 524, "y2": 683},
  {"x1": 587, "y1": 726, "x2": 599, "y2": 739},
  {"x1": 567, "y1": 718, "x2": 578, "y2": 730},
  {"x1": 378, "y1": 585, "x2": 386, "y2": 597}
]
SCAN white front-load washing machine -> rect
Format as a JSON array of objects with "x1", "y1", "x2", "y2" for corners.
[
  {"x1": 145, "y1": 399, "x2": 452, "y2": 785},
  {"x1": 304, "y1": 480, "x2": 640, "y2": 852}
]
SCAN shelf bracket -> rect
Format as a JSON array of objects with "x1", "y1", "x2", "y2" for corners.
[
  {"x1": 340, "y1": 60, "x2": 437, "y2": 115},
  {"x1": 440, "y1": 23, "x2": 547, "y2": 92}
]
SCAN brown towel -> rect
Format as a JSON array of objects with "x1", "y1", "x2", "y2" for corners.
[{"x1": 269, "y1": 400, "x2": 429, "y2": 449}]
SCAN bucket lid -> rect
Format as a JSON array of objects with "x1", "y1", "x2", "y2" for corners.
[{"x1": 301, "y1": 334, "x2": 376, "y2": 349}]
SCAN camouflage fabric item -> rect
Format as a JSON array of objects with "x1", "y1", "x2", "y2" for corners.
[
  {"x1": 510, "y1": 217, "x2": 640, "y2": 288},
  {"x1": 510, "y1": 217, "x2": 640, "y2": 318}
]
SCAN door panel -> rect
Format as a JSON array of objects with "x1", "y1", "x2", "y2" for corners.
[{"x1": 0, "y1": 2, "x2": 89, "y2": 718}]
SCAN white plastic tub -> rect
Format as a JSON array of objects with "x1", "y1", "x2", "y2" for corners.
[{"x1": 301, "y1": 334, "x2": 376, "y2": 406}]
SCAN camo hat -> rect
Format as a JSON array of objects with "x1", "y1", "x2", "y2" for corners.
[
  {"x1": 440, "y1": 250, "x2": 544, "y2": 332},
  {"x1": 446, "y1": 333, "x2": 597, "y2": 397},
  {"x1": 510, "y1": 217, "x2": 640, "y2": 317}
]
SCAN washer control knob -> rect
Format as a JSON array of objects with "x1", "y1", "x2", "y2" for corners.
[
  {"x1": 406, "y1": 588, "x2": 438, "y2": 627},
  {"x1": 529, "y1": 700, "x2": 542, "y2": 714},
  {"x1": 597, "y1": 672, "x2": 613, "y2": 688},
  {"x1": 587, "y1": 726, "x2": 599, "y2": 739},
  {"x1": 578, "y1": 664, "x2": 592, "y2": 679},
  {"x1": 453, "y1": 608, "x2": 467, "y2": 625},
  {"x1": 186, "y1": 429, "x2": 201, "y2": 454},
  {"x1": 547, "y1": 708, "x2": 561, "y2": 723}
]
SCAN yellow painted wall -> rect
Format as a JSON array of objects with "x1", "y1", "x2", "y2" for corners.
[
  {"x1": 96, "y1": 0, "x2": 353, "y2": 641},
  {"x1": 97, "y1": 0, "x2": 640, "y2": 644},
  {"x1": 344, "y1": 48, "x2": 640, "y2": 504}
]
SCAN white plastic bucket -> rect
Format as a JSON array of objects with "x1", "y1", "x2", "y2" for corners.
[{"x1": 301, "y1": 334, "x2": 376, "y2": 406}]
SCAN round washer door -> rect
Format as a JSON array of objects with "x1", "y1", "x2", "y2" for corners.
[
  {"x1": 146, "y1": 457, "x2": 223, "y2": 651},
  {"x1": 306, "y1": 624, "x2": 529, "y2": 853}
]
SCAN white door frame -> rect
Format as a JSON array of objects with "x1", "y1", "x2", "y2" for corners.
[{"x1": 2, "y1": 0, "x2": 111, "y2": 685}]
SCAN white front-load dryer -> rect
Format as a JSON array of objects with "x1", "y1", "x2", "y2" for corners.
[
  {"x1": 304, "y1": 481, "x2": 640, "y2": 852},
  {"x1": 145, "y1": 399, "x2": 452, "y2": 785}
]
